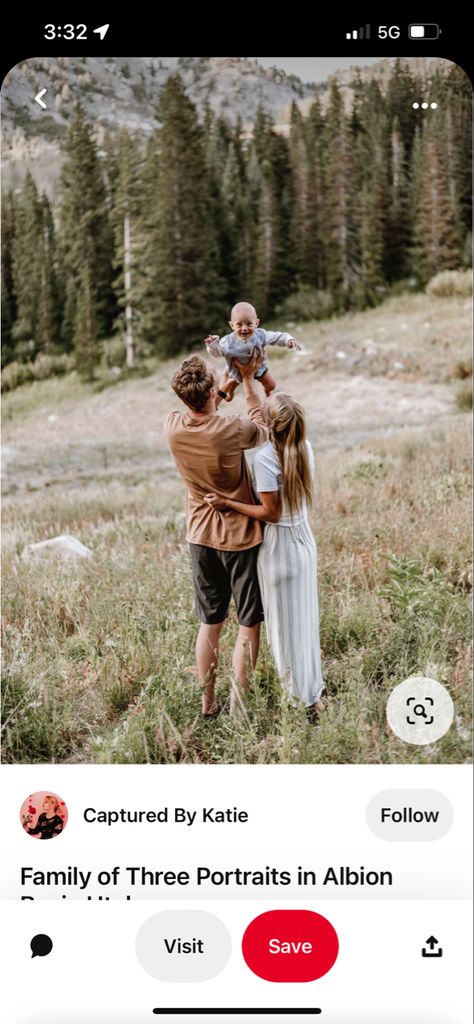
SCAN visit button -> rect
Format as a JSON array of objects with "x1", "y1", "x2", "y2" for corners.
[{"x1": 242, "y1": 910, "x2": 339, "y2": 982}]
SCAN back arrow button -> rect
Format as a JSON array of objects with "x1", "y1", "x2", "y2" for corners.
[{"x1": 34, "y1": 89, "x2": 47, "y2": 109}]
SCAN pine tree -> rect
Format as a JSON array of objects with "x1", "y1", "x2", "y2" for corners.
[
  {"x1": 204, "y1": 108, "x2": 236, "y2": 311},
  {"x1": 221, "y1": 138, "x2": 254, "y2": 302},
  {"x1": 253, "y1": 130, "x2": 290, "y2": 315},
  {"x1": 385, "y1": 115, "x2": 411, "y2": 281},
  {"x1": 247, "y1": 109, "x2": 293, "y2": 318},
  {"x1": 1, "y1": 191, "x2": 17, "y2": 363},
  {"x1": 385, "y1": 59, "x2": 418, "y2": 162},
  {"x1": 11, "y1": 173, "x2": 43, "y2": 359},
  {"x1": 412, "y1": 113, "x2": 461, "y2": 283},
  {"x1": 140, "y1": 75, "x2": 224, "y2": 354},
  {"x1": 269, "y1": 130, "x2": 294, "y2": 304},
  {"x1": 246, "y1": 136, "x2": 262, "y2": 225},
  {"x1": 111, "y1": 130, "x2": 144, "y2": 367},
  {"x1": 74, "y1": 265, "x2": 100, "y2": 381},
  {"x1": 305, "y1": 99, "x2": 326, "y2": 290},
  {"x1": 252, "y1": 107, "x2": 274, "y2": 165},
  {"x1": 61, "y1": 278, "x2": 77, "y2": 353},
  {"x1": 408, "y1": 124, "x2": 424, "y2": 282},
  {"x1": 132, "y1": 131, "x2": 161, "y2": 348},
  {"x1": 444, "y1": 65, "x2": 472, "y2": 242},
  {"x1": 254, "y1": 158, "x2": 276, "y2": 315},
  {"x1": 359, "y1": 119, "x2": 388, "y2": 303},
  {"x1": 324, "y1": 82, "x2": 358, "y2": 309},
  {"x1": 36, "y1": 195, "x2": 61, "y2": 354},
  {"x1": 289, "y1": 103, "x2": 309, "y2": 282},
  {"x1": 228, "y1": 118, "x2": 257, "y2": 299},
  {"x1": 58, "y1": 104, "x2": 115, "y2": 374}
]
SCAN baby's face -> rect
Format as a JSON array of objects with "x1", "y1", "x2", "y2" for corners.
[{"x1": 230, "y1": 314, "x2": 259, "y2": 341}]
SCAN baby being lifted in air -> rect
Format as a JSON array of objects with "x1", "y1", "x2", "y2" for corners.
[{"x1": 204, "y1": 301, "x2": 301, "y2": 402}]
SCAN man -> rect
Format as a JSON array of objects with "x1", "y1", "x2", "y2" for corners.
[{"x1": 166, "y1": 349, "x2": 267, "y2": 716}]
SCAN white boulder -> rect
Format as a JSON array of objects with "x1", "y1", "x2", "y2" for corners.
[{"x1": 22, "y1": 534, "x2": 93, "y2": 562}]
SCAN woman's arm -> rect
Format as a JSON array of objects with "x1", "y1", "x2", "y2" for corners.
[
  {"x1": 205, "y1": 490, "x2": 282, "y2": 523},
  {"x1": 26, "y1": 815, "x2": 43, "y2": 835}
]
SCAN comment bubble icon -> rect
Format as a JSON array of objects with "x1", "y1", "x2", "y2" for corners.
[{"x1": 30, "y1": 934, "x2": 53, "y2": 958}]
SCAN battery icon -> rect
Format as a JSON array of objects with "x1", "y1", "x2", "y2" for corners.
[{"x1": 409, "y1": 23, "x2": 440, "y2": 39}]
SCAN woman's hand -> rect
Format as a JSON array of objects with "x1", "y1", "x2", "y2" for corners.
[
  {"x1": 204, "y1": 492, "x2": 230, "y2": 511},
  {"x1": 287, "y1": 338, "x2": 301, "y2": 350}
]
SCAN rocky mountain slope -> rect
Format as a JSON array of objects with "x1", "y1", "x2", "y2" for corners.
[{"x1": 2, "y1": 55, "x2": 454, "y2": 197}]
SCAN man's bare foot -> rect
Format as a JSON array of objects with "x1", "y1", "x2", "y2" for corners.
[
  {"x1": 202, "y1": 692, "x2": 217, "y2": 715},
  {"x1": 202, "y1": 702, "x2": 221, "y2": 719},
  {"x1": 306, "y1": 699, "x2": 324, "y2": 723}
]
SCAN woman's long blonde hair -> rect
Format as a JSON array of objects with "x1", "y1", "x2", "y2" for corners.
[{"x1": 266, "y1": 393, "x2": 313, "y2": 518}]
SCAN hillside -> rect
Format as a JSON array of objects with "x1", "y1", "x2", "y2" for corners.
[
  {"x1": 2, "y1": 291, "x2": 471, "y2": 494},
  {"x1": 2, "y1": 56, "x2": 316, "y2": 149},
  {"x1": 1, "y1": 292, "x2": 472, "y2": 765}
]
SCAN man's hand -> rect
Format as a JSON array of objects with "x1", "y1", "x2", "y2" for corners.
[
  {"x1": 234, "y1": 348, "x2": 264, "y2": 379},
  {"x1": 287, "y1": 338, "x2": 301, "y2": 350},
  {"x1": 204, "y1": 492, "x2": 229, "y2": 511}
]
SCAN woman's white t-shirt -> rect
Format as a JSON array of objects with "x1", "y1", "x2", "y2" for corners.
[{"x1": 253, "y1": 439, "x2": 315, "y2": 527}]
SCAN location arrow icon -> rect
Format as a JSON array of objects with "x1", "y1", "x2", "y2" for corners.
[
  {"x1": 34, "y1": 89, "x2": 47, "y2": 109},
  {"x1": 93, "y1": 24, "x2": 109, "y2": 40}
]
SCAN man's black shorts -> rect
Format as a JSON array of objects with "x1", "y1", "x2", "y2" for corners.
[{"x1": 189, "y1": 543, "x2": 264, "y2": 627}]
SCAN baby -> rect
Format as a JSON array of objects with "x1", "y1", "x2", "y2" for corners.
[{"x1": 204, "y1": 301, "x2": 301, "y2": 401}]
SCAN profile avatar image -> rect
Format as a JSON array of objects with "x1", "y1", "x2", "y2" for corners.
[{"x1": 20, "y1": 792, "x2": 68, "y2": 840}]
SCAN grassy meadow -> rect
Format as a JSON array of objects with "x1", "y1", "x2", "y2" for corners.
[{"x1": 1, "y1": 292, "x2": 472, "y2": 763}]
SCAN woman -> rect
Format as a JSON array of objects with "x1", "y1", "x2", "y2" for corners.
[
  {"x1": 206, "y1": 392, "x2": 324, "y2": 713},
  {"x1": 24, "y1": 795, "x2": 64, "y2": 839}
]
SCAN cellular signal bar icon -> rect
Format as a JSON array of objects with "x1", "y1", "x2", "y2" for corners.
[{"x1": 346, "y1": 25, "x2": 371, "y2": 39}]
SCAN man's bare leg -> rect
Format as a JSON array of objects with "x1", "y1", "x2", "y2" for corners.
[
  {"x1": 231, "y1": 622, "x2": 261, "y2": 715},
  {"x1": 196, "y1": 622, "x2": 224, "y2": 714}
]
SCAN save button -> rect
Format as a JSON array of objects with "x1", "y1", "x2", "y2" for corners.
[{"x1": 242, "y1": 910, "x2": 339, "y2": 982}]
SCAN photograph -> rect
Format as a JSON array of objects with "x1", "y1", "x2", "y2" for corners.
[
  {"x1": 19, "y1": 791, "x2": 67, "y2": 839},
  {"x1": 1, "y1": 56, "x2": 472, "y2": 764}
]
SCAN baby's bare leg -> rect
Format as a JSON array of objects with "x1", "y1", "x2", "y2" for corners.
[
  {"x1": 222, "y1": 378, "x2": 240, "y2": 402},
  {"x1": 260, "y1": 370, "x2": 277, "y2": 396}
]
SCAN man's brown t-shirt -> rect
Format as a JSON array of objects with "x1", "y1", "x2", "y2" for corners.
[{"x1": 166, "y1": 402, "x2": 268, "y2": 551}]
